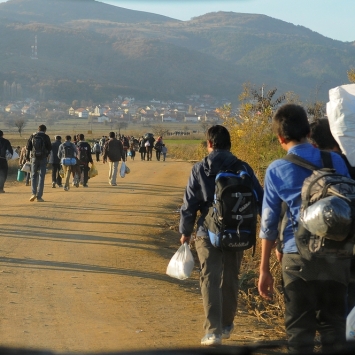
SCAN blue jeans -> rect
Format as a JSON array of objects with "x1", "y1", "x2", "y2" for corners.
[{"x1": 31, "y1": 158, "x2": 47, "y2": 198}]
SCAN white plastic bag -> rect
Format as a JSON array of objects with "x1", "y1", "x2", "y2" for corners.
[
  {"x1": 21, "y1": 162, "x2": 31, "y2": 173},
  {"x1": 346, "y1": 305, "x2": 355, "y2": 340},
  {"x1": 326, "y1": 84, "x2": 355, "y2": 166},
  {"x1": 120, "y1": 161, "x2": 126, "y2": 178},
  {"x1": 166, "y1": 243, "x2": 194, "y2": 280}
]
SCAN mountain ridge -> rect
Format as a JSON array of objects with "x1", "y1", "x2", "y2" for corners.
[{"x1": 0, "y1": 0, "x2": 354, "y2": 103}]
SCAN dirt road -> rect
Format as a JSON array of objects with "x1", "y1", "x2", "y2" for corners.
[{"x1": 0, "y1": 158, "x2": 281, "y2": 353}]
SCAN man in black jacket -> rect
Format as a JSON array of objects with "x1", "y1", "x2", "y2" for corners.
[
  {"x1": 26, "y1": 125, "x2": 52, "y2": 202},
  {"x1": 49, "y1": 135, "x2": 63, "y2": 188},
  {"x1": 102, "y1": 132, "x2": 125, "y2": 186},
  {"x1": 0, "y1": 130, "x2": 13, "y2": 193},
  {"x1": 76, "y1": 133, "x2": 93, "y2": 188}
]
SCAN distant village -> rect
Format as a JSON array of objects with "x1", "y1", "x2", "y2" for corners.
[{"x1": 0, "y1": 94, "x2": 232, "y2": 125}]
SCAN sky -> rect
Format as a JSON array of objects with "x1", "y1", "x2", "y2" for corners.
[
  {"x1": 99, "y1": 0, "x2": 354, "y2": 42},
  {"x1": 0, "y1": 0, "x2": 353, "y2": 42}
]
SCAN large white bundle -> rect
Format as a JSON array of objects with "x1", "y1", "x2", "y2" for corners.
[{"x1": 326, "y1": 84, "x2": 355, "y2": 166}]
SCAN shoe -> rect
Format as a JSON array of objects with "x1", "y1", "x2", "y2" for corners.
[
  {"x1": 222, "y1": 324, "x2": 234, "y2": 339},
  {"x1": 37, "y1": 197, "x2": 44, "y2": 202},
  {"x1": 83, "y1": 184, "x2": 88, "y2": 188},
  {"x1": 52, "y1": 182, "x2": 56, "y2": 188},
  {"x1": 63, "y1": 186, "x2": 69, "y2": 191},
  {"x1": 29, "y1": 194, "x2": 37, "y2": 202},
  {"x1": 0, "y1": 189, "x2": 5, "y2": 193},
  {"x1": 201, "y1": 334, "x2": 222, "y2": 346},
  {"x1": 25, "y1": 182, "x2": 30, "y2": 186},
  {"x1": 110, "y1": 183, "x2": 117, "y2": 186},
  {"x1": 58, "y1": 184, "x2": 63, "y2": 188}
]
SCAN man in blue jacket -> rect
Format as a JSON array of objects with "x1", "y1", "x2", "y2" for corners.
[
  {"x1": 179, "y1": 125, "x2": 263, "y2": 346},
  {"x1": 258, "y1": 104, "x2": 351, "y2": 353}
]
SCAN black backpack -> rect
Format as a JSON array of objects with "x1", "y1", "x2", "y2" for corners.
[
  {"x1": 32, "y1": 133, "x2": 47, "y2": 159},
  {"x1": 64, "y1": 144, "x2": 75, "y2": 159},
  {"x1": 284, "y1": 151, "x2": 355, "y2": 260},
  {"x1": 77, "y1": 143, "x2": 88, "y2": 164},
  {"x1": 204, "y1": 162, "x2": 259, "y2": 253}
]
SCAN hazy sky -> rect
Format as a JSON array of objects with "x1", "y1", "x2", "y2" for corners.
[
  {"x1": 0, "y1": 0, "x2": 353, "y2": 42},
  {"x1": 100, "y1": 0, "x2": 354, "y2": 42}
]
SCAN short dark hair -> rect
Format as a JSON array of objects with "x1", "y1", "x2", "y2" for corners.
[
  {"x1": 79, "y1": 133, "x2": 84, "y2": 141},
  {"x1": 272, "y1": 104, "x2": 310, "y2": 142},
  {"x1": 309, "y1": 118, "x2": 340, "y2": 150},
  {"x1": 109, "y1": 132, "x2": 115, "y2": 138},
  {"x1": 55, "y1": 135, "x2": 61, "y2": 140},
  {"x1": 0, "y1": 130, "x2": 3, "y2": 137},
  {"x1": 207, "y1": 125, "x2": 231, "y2": 150},
  {"x1": 38, "y1": 124, "x2": 47, "y2": 132},
  {"x1": 65, "y1": 135, "x2": 71, "y2": 141}
]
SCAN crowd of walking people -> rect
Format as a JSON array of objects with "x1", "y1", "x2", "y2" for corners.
[{"x1": 0, "y1": 127, "x2": 168, "y2": 200}]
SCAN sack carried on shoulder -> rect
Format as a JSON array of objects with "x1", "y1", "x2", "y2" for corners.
[
  {"x1": 284, "y1": 152, "x2": 355, "y2": 260},
  {"x1": 204, "y1": 164, "x2": 259, "y2": 254}
]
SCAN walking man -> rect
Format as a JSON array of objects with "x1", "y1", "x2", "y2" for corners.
[
  {"x1": 102, "y1": 131, "x2": 125, "y2": 186},
  {"x1": 76, "y1": 134, "x2": 93, "y2": 188},
  {"x1": 0, "y1": 130, "x2": 13, "y2": 193},
  {"x1": 26, "y1": 124, "x2": 52, "y2": 202},
  {"x1": 49, "y1": 135, "x2": 63, "y2": 188},
  {"x1": 179, "y1": 125, "x2": 263, "y2": 346},
  {"x1": 258, "y1": 104, "x2": 351, "y2": 353},
  {"x1": 58, "y1": 135, "x2": 77, "y2": 191}
]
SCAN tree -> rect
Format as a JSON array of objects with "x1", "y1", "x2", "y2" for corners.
[
  {"x1": 14, "y1": 117, "x2": 27, "y2": 136},
  {"x1": 115, "y1": 121, "x2": 128, "y2": 135},
  {"x1": 306, "y1": 101, "x2": 325, "y2": 121},
  {"x1": 348, "y1": 68, "x2": 355, "y2": 83},
  {"x1": 200, "y1": 121, "x2": 211, "y2": 134},
  {"x1": 219, "y1": 83, "x2": 287, "y2": 180},
  {"x1": 150, "y1": 124, "x2": 170, "y2": 138}
]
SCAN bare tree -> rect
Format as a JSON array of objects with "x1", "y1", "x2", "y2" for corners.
[
  {"x1": 115, "y1": 121, "x2": 128, "y2": 135},
  {"x1": 14, "y1": 117, "x2": 27, "y2": 136},
  {"x1": 150, "y1": 124, "x2": 169, "y2": 137},
  {"x1": 200, "y1": 121, "x2": 211, "y2": 134}
]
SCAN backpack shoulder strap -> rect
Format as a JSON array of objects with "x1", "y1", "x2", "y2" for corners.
[
  {"x1": 283, "y1": 153, "x2": 319, "y2": 171},
  {"x1": 320, "y1": 150, "x2": 333, "y2": 169}
]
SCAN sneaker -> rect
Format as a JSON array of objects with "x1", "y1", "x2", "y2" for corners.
[
  {"x1": 222, "y1": 324, "x2": 234, "y2": 339},
  {"x1": 110, "y1": 183, "x2": 117, "y2": 186},
  {"x1": 52, "y1": 182, "x2": 56, "y2": 188},
  {"x1": 201, "y1": 334, "x2": 222, "y2": 346},
  {"x1": 63, "y1": 186, "x2": 69, "y2": 191},
  {"x1": 29, "y1": 194, "x2": 37, "y2": 202},
  {"x1": 83, "y1": 184, "x2": 88, "y2": 188},
  {"x1": 37, "y1": 197, "x2": 44, "y2": 202}
]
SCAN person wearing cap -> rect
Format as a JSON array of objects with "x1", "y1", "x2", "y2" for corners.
[{"x1": 49, "y1": 135, "x2": 63, "y2": 188}]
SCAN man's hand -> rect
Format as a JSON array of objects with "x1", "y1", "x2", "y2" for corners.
[
  {"x1": 180, "y1": 234, "x2": 191, "y2": 245},
  {"x1": 258, "y1": 270, "x2": 274, "y2": 300},
  {"x1": 275, "y1": 249, "x2": 283, "y2": 262}
]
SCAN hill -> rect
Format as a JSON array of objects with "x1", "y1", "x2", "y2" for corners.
[{"x1": 0, "y1": 0, "x2": 354, "y2": 103}]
